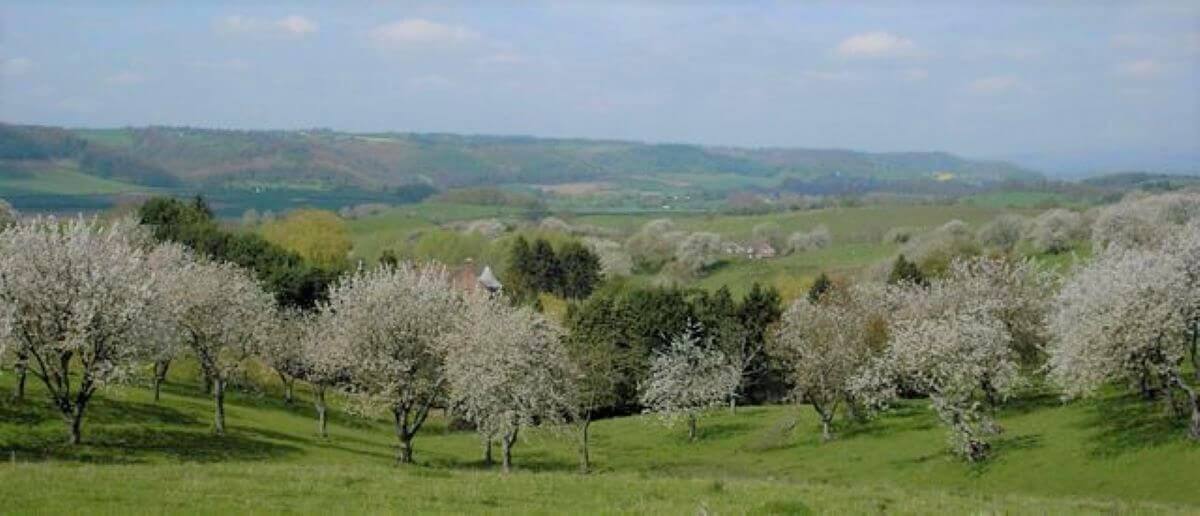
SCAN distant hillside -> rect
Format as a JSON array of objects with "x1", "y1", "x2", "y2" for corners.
[
  {"x1": 0, "y1": 124, "x2": 1041, "y2": 193},
  {"x1": 1080, "y1": 171, "x2": 1200, "y2": 190}
]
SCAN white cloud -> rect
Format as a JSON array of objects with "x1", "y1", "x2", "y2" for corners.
[
  {"x1": 218, "y1": 14, "x2": 318, "y2": 38},
  {"x1": 369, "y1": 19, "x2": 479, "y2": 47},
  {"x1": 969, "y1": 75, "x2": 1021, "y2": 94},
  {"x1": 1116, "y1": 59, "x2": 1164, "y2": 79},
  {"x1": 901, "y1": 68, "x2": 928, "y2": 81},
  {"x1": 1, "y1": 57, "x2": 32, "y2": 77},
  {"x1": 105, "y1": 71, "x2": 145, "y2": 86},
  {"x1": 836, "y1": 31, "x2": 918, "y2": 59},
  {"x1": 276, "y1": 15, "x2": 318, "y2": 36}
]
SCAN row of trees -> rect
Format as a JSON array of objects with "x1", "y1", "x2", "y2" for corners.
[
  {"x1": 1, "y1": 191, "x2": 1195, "y2": 469},
  {"x1": 508, "y1": 236, "x2": 602, "y2": 300}
]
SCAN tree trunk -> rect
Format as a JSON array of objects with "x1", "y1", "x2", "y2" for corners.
[
  {"x1": 578, "y1": 419, "x2": 591, "y2": 474},
  {"x1": 394, "y1": 409, "x2": 415, "y2": 464},
  {"x1": 501, "y1": 428, "x2": 519, "y2": 473},
  {"x1": 687, "y1": 414, "x2": 698, "y2": 441},
  {"x1": 483, "y1": 437, "x2": 493, "y2": 467},
  {"x1": 153, "y1": 360, "x2": 170, "y2": 403},
  {"x1": 1191, "y1": 325, "x2": 1199, "y2": 382},
  {"x1": 278, "y1": 371, "x2": 294, "y2": 405},
  {"x1": 314, "y1": 385, "x2": 328, "y2": 438},
  {"x1": 1170, "y1": 375, "x2": 1200, "y2": 440},
  {"x1": 12, "y1": 360, "x2": 26, "y2": 401},
  {"x1": 820, "y1": 417, "x2": 833, "y2": 442},
  {"x1": 67, "y1": 407, "x2": 84, "y2": 445},
  {"x1": 729, "y1": 396, "x2": 737, "y2": 415},
  {"x1": 213, "y1": 378, "x2": 226, "y2": 436}
]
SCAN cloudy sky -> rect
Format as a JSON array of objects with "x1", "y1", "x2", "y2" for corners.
[{"x1": 1, "y1": 1, "x2": 1197, "y2": 173}]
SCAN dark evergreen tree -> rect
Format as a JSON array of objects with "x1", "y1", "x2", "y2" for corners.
[
  {"x1": 378, "y1": 249, "x2": 399, "y2": 268},
  {"x1": 737, "y1": 282, "x2": 785, "y2": 403},
  {"x1": 507, "y1": 235, "x2": 536, "y2": 294},
  {"x1": 558, "y1": 241, "x2": 602, "y2": 299},
  {"x1": 807, "y1": 272, "x2": 833, "y2": 303},
  {"x1": 887, "y1": 254, "x2": 926, "y2": 286},
  {"x1": 530, "y1": 238, "x2": 562, "y2": 293}
]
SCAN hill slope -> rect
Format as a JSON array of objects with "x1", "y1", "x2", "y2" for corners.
[
  {"x1": 0, "y1": 124, "x2": 1041, "y2": 193},
  {"x1": 0, "y1": 362, "x2": 1196, "y2": 514}
]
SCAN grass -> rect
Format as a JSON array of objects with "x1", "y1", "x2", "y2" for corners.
[
  {"x1": 0, "y1": 365, "x2": 1197, "y2": 514},
  {"x1": 0, "y1": 162, "x2": 150, "y2": 195}
]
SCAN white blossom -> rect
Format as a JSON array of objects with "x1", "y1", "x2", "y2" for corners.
[
  {"x1": 163, "y1": 257, "x2": 277, "y2": 435},
  {"x1": 1047, "y1": 232, "x2": 1199, "y2": 439},
  {"x1": 773, "y1": 285, "x2": 888, "y2": 440},
  {"x1": 639, "y1": 323, "x2": 740, "y2": 441},
  {"x1": 321, "y1": 262, "x2": 463, "y2": 463},
  {"x1": 0, "y1": 216, "x2": 170, "y2": 443},
  {"x1": 444, "y1": 292, "x2": 578, "y2": 471}
]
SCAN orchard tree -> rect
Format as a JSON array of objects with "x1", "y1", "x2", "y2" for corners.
[
  {"x1": 297, "y1": 310, "x2": 351, "y2": 438},
  {"x1": 674, "y1": 232, "x2": 722, "y2": 276},
  {"x1": 166, "y1": 258, "x2": 277, "y2": 436},
  {"x1": 324, "y1": 263, "x2": 462, "y2": 464},
  {"x1": 869, "y1": 307, "x2": 1020, "y2": 461},
  {"x1": 0, "y1": 217, "x2": 171, "y2": 444},
  {"x1": 1048, "y1": 236, "x2": 1200, "y2": 439},
  {"x1": 261, "y1": 309, "x2": 309, "y2": 405},
  {"x1": 445, "y1": 293, "x2": 578, "y2": 472},
  {"x1": 639, "y1": 323, "x2": 740, "y2": 441},
  {"x1": 1026, "y1": 209, "x2": 1085, "y2": 254},
  {"x1": 142, "y1": 243, "x2": 194, "y2": 403},
  {"x1": 773, "y1": 286, "x2": 887, "y2": 440},
  {"x1": 978, "y1": 214, "x2": 1026, "y2": 252}
]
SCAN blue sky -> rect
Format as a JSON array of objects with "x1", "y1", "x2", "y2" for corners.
[{"x1": 1, "y1": 1, "x2": 1197, "y2": 173}]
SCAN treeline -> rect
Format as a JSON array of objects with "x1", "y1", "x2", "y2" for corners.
[
  {"x1": 139, "y1": 196, "x2": 338, "y2": 309},
  {"x1": 507, "y1": 236, "x2": 602, "y2": 300}
]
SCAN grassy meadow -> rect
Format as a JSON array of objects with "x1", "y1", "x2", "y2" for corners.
[
  {"x1": 343, "y1": 200, "x2": 1050, "y2": 299},
  {"x1": 1, "y1": 361, "x2": 1197, "y2": 514}
]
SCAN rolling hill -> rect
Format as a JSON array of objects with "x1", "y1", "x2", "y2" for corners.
[{"x1": 1, "y1": 124, "x2": 1041, "y2": 194}]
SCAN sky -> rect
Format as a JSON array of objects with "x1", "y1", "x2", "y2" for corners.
[{"x1": 1, "y1": 1, "x2": 1198, "y2": 174}]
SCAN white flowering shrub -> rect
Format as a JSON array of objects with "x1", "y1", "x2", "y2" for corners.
[
  {"x1": 900, "y1": 220, "x2": 980, "y2": 276},
  {"x1": 788, "y1": 225, "x2": 833, "y2": 254},
  {"x1": 582, "y1": 236, "x2": 634, "y2": 277},
  {"x1": 674, "y1": 232, "x2": 723, "y2": 276},
  {"x1": 978, "y1": 214, "x2": 1026, "y2": 252},
  {"x1": 639, "y1": 324, "x2": 740, "y2": 441},
  {"x1": 1026, "y1": 209, "x2": 1085, "y2": 254},
  {"x1": 0, "y1": 217, "x2": 179, "y2": 443},
  {"x1": 1048, "y1": 229, "x2": 1200, "y2": 440},
  {"x1": 321, "y1": 262, "x2": 463, "y2": 463},
  {"x1": 444, "y1": 293, "x2": 578, "y2": 471},
  {"x1": 773, "y1": 285, "x2": 888, "y2": 440},
  {"x1": 854, "y1": 256, "x2": 1046, "y2": 461},
  {"x1": 1092, "y1": 192, "x2": 1200, "y2": 250},
  {"x1": 164, "y1": 256, "x2": 277, "y2": 435}
]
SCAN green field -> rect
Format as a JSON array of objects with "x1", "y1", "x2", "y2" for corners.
[
  {"x1": 342, "y1": 201, "x2": 1044, "y2": 299},
  {"x1": 0, "y1": 164, "x2": 150, "y2": 196},
  {"x1": 1, "y1": 362, "x2": 1196, "y2": 514}
]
